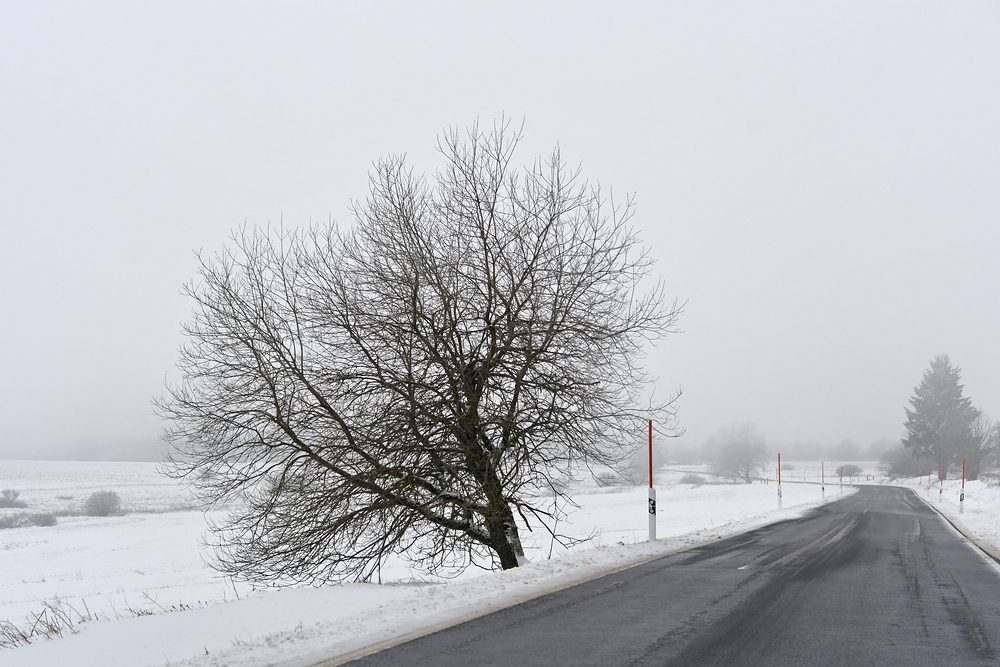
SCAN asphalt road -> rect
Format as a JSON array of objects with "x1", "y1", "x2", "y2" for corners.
[{"x1": 343, "y1": 486, "x2": 1000, "y2": 666}]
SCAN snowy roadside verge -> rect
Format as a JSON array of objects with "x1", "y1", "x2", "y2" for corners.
[
  {"x1": 886, "y1": 477, "x2": 1000, "y2": 565},
  {"x1": 5, "y1": 483, "x2": 857, "y2": 667}
]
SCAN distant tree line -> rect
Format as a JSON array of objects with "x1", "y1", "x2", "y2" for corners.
[
  {"x1": 658, "y1": 435, "x2": 894, "y2": 469},
  {"x1": 608, "y1": 355, "x2": 999, "y2": 488}
]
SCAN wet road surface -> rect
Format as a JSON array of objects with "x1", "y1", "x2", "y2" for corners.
[{"x1": 341, "y1": 486, "x2": 1000, "y2": 666}]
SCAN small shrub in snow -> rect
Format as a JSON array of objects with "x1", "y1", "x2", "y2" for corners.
[
  {"x1": 31, "y1": 513, "x2": 58, "y2": 527},
  {"x1": 836, "y1": 464, "x2": 863, "y2": 478},
  {"x1": 679, "y1": 473, "x2": 706, "y2": 485},
  {"x1": 0, "y1": 489, "x2": 28, "y2": 508},
  {"x1": 84, "y1": 490, "x2": 122, "y2": 517}
]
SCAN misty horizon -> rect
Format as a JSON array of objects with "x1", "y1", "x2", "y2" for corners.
[{"x1": 2, "y1": 3, "x2": 997, "y2": 463}]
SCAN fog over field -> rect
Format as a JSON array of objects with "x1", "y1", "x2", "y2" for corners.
[{"x1": 1, "y1": 3, "x2": 998, "y2": 461}]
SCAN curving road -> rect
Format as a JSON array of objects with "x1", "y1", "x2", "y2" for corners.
[{"x1": 340, "y1": 486, "x2": 1000, "y2": 666}]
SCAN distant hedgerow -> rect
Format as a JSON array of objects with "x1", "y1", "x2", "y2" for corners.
[
  {"x1": 0, "y1": 513, "x2": 58, "y2": 529},
  {"x1": 84, "y1": 490, "x2": 122, "y2": 517}
]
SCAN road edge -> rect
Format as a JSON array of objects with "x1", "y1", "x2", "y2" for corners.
[
  {"x1": 908, "y1": 487, "x2": 1000, "y2": 568},
  {"x1": 312, "y1": 487, "x2": 861, "y2": 667},
  {"x1": 312, "y1": 540, "x2": 695, "y2": 667}
]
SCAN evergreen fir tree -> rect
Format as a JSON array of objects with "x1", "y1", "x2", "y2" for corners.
[{"x1": 902, "y1": 354, "x2": 978, "y2": 478}]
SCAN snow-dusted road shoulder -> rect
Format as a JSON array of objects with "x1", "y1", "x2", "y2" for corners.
[
  {"x1": 887, "y1": 477, "x2": 1000, "y2": 566},
  {"x1": 4, "y1": 483, "x2": 857, "y2": 667}
]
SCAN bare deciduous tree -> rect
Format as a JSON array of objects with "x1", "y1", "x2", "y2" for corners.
[
  {"x1": 879, "y1": 446, "x2": 935, "y2": 479},
  {"x1": 707, "y1": 423, "x2": 768, "y2": 484},
  {"x1": 963, "y1": 412, "x2": 998, "y2": 481},
  {"x1": 157, "y1": 122, "x2": 681, "y2": 583}
]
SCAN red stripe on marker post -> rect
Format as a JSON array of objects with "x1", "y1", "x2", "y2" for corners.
[{"x1": 648, "y1": 420, "x2": 653, "y2": 490}]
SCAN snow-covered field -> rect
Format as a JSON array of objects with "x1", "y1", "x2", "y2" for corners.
[{"x1": 1, "y1": 460, "x2": 867, "y2": 667}]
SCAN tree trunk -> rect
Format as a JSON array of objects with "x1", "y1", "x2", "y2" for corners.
[
  {"x1": 486, "y1": 511, "x2": 524, "y2": 570},
  {"x1": 457, "y1": 398, "x2": 525, "y2": 569}
]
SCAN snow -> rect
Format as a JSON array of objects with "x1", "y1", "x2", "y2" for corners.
[{"x1": 0, "y1": 461, "x2": 863, "y2": 667}]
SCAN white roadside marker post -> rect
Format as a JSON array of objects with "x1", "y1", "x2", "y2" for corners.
[
  {"x1": 821, "y1": 461, "x2": 825, "y2": 499},
  {"x1": 960, "y1": 458, "x2": 966, "y2": 514},
  {"x1": 777, "y1": 453, "x2": 783, "y2": 509},
  {"x1": 648, "y1": 419, "x2": 656, "y2": 541},
  {"x1": 939, "y1": 466, "x2": 944, "y2": 503}
]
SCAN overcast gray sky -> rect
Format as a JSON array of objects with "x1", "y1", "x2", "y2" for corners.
[{"x1": 1, "y1": 2, "x2": 998, "y2": 460}]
